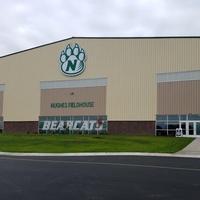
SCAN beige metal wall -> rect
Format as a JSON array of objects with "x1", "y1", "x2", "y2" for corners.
[
  {"x1": 40, "y1": 87, "x2": 106, "y2": 116},
  {"x1": 0, "y1": 92, "x2": 3, "y2": 116},
  {"x1": 157, "y1": 80, "x2": 200, "y2": 115},
  {"x1": 0, "y1": 37, "x2": 200, "y2": 121}
]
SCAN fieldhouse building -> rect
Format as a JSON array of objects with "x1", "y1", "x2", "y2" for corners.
[{"x1": 0, "y1": 37, "x2": 200, "y2": 137}]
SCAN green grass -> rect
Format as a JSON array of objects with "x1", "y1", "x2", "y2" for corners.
[{"x1": 0, "y1": 134, "x2": 194, "y2": 153}]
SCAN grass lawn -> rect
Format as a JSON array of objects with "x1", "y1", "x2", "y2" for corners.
[{"x1": 0, "y1": 134, "x2": 194, "y2": 153}]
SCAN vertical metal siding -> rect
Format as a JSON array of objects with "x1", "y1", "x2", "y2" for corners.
[
  {"x1": 157, "y1": 80, "x2": 200, "y2": 115},
  {"x1": 1, "y1": 38, "x2": 200, "y2": 121}
]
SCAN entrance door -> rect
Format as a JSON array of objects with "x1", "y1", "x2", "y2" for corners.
[
  {"x1": 188, "y1": 122, "x2": 194, "y2": 136},
  {"x1": 196, "y1": 122, "x2": 200, "y2": 136},
  {"x1": 180, "y1": 121, "x2": 187, "y2": 136},
  {"x1": 180, "y1": 121, "x2": 200, "y2": 137}
]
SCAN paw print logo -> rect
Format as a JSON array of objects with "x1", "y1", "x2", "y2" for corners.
[{"x1": 60, "y1": 43, "x2": 86, "y2": 76}]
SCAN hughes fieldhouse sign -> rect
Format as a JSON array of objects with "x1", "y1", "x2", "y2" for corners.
[
  {"x1": 60, "y1": 43, "x2": 86, "y2": 76},
  {"x1": 50, "y1": 101, "x2": 94, "y2": 108}
]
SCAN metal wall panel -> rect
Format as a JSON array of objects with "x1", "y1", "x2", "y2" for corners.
[
  {"x1": 40, "y1": 87, "x2": 106, "y2": 116},
  {"x1": 0, "y1": 91, "x2": 3, "y2": 116},
  {"x1": 157, "y1": 80, "x2": 200, "y2": 115},
  {"x1": 1, "y1": 37, "x2": 200, "y2": 121}
]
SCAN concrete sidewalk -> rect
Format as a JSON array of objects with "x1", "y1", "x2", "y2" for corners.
[{"x1": 175, "y1": 138, "x2": 200, "y2": 158}]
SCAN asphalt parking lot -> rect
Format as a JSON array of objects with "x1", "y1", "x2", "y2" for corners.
[{"x1": 0, "y1": 155, "x2": 200, "y2": 200}]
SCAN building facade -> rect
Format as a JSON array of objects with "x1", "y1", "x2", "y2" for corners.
[
  {"x1": 156, "y1": 70, "x2": 200, "y2": 137},
  {"x1": 0, "y1": 37, "x2": 200, "y2": 136}
]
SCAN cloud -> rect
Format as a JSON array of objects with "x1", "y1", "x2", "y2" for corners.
[{"x1": 0, "y1": 0, "x2": 200, "y2": 56}]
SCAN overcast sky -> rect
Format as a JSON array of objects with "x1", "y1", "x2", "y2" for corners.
[{"x1": 1, "y1": 0, "x2": 200, "y2": 56}]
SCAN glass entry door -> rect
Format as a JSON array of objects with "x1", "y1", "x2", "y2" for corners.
[
  {"x1": 188, "y1": 122, "x2": 194, "y2": 136},
  {"x1": 180, "y1": 121, "x2": 200, "y2": 136},
  {"x1": 196, "y1": 122, "x2": 200, "y2": 136}
]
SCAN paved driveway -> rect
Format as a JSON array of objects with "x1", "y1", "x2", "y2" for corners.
[{"x1": 0, "y1": 155, "x2": 200, "y2": 200}]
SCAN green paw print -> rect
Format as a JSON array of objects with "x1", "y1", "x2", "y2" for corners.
[{"x1": 60, "y1": 43, "x2": 86, "y2": 76}]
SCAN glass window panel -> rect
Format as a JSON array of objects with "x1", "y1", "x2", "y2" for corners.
[
  {"x1": 180, "y1": 122, "x2": 186, "y2": 135},
  {"x1": 89, "y1": 116, "x2": 97, "y2": 120},
  {"x1": 47, "y1": 116, "x2": 56, "y2": 120},
  {"x1": 180, "y1": 115, "x2": 186, "y2": 120},
  {"x1": 55, "y1": 116, "x2": 61, "y2": 121},
  {"x1": 98, "y1": 115, "x2": 107, "y2": 121},
  {"x1": 156, "y1": 122, "x2": 167, "y2": 130},
  {"x1": 168, "y1": 120, "x2": 179, "y2": 125},
  {"x1": 168, "y1": 123, "x2": 179, "y2": 136},
  {"x1": 61, "y1": 116, "x2": 70, "y2": 121},
  {"x1": 39, "y1": 116, "x2": 47, "y2": 121},
  {"x1": 180, "y1": 122, "x2": 186, "y2": 130},
  {"x1": 188, "y1": 115, "x2": 200, "y2": 121},
  {"x1": 74, "y1": 116, "x2": 83, "y2": 121},
  {"x1": 189, "y1": 122, "x2": 194, "y2": 135},
  {"x1": 97, "y1": 116, "x2": 107, "y2": 130},
  {"x1": 156, "y1": 130, "x2": 167, "y2": 136},
  {"x1": 196, "y1": 122, "x2": 200, "y2": 135},
  {"x1": 82, "y1": 129, "x2": 88, "y2": 135},
  {"x1": 168, "y1": 130, "x2": 176, "y2": 136},
  {"x1": 38, "y1": 122, "x2": 45, "y2": 129},
  {"x1": 168, "y1": 115, "x2": 179, "y2": 121},
  {"x1": 83, "y1": 116, "x2": 89, "y2": 121},
  {"x1": 73, "y1": 116, "x2": 83, "y2": 134},
  {"x1": 168, "y1": 123, "x2": 179, "y2": 130},
  {"x1": 182, "y1": 129, "x2": 186, "y2": 135},
  {"x1": 156, "y1": 115, "x2": 167, "y2": 121}
]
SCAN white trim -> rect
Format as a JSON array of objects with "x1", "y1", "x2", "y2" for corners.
[
  {"x1": 180, "y1": 120, "x2": 200, "y2": 137},
  {"x1": 0, "y1": 84, "x2": 5, "y2": 91},
  {"x1": 40, "y1": 78, "x2": 108, "y2": 89},
  {"x1": 157, "y1": 70, "x2": 200, "y2": 83}
]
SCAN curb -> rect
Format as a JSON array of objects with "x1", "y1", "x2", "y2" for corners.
[{"x1": 0, "y1": 152, "x2": 200, "y2": 158}]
